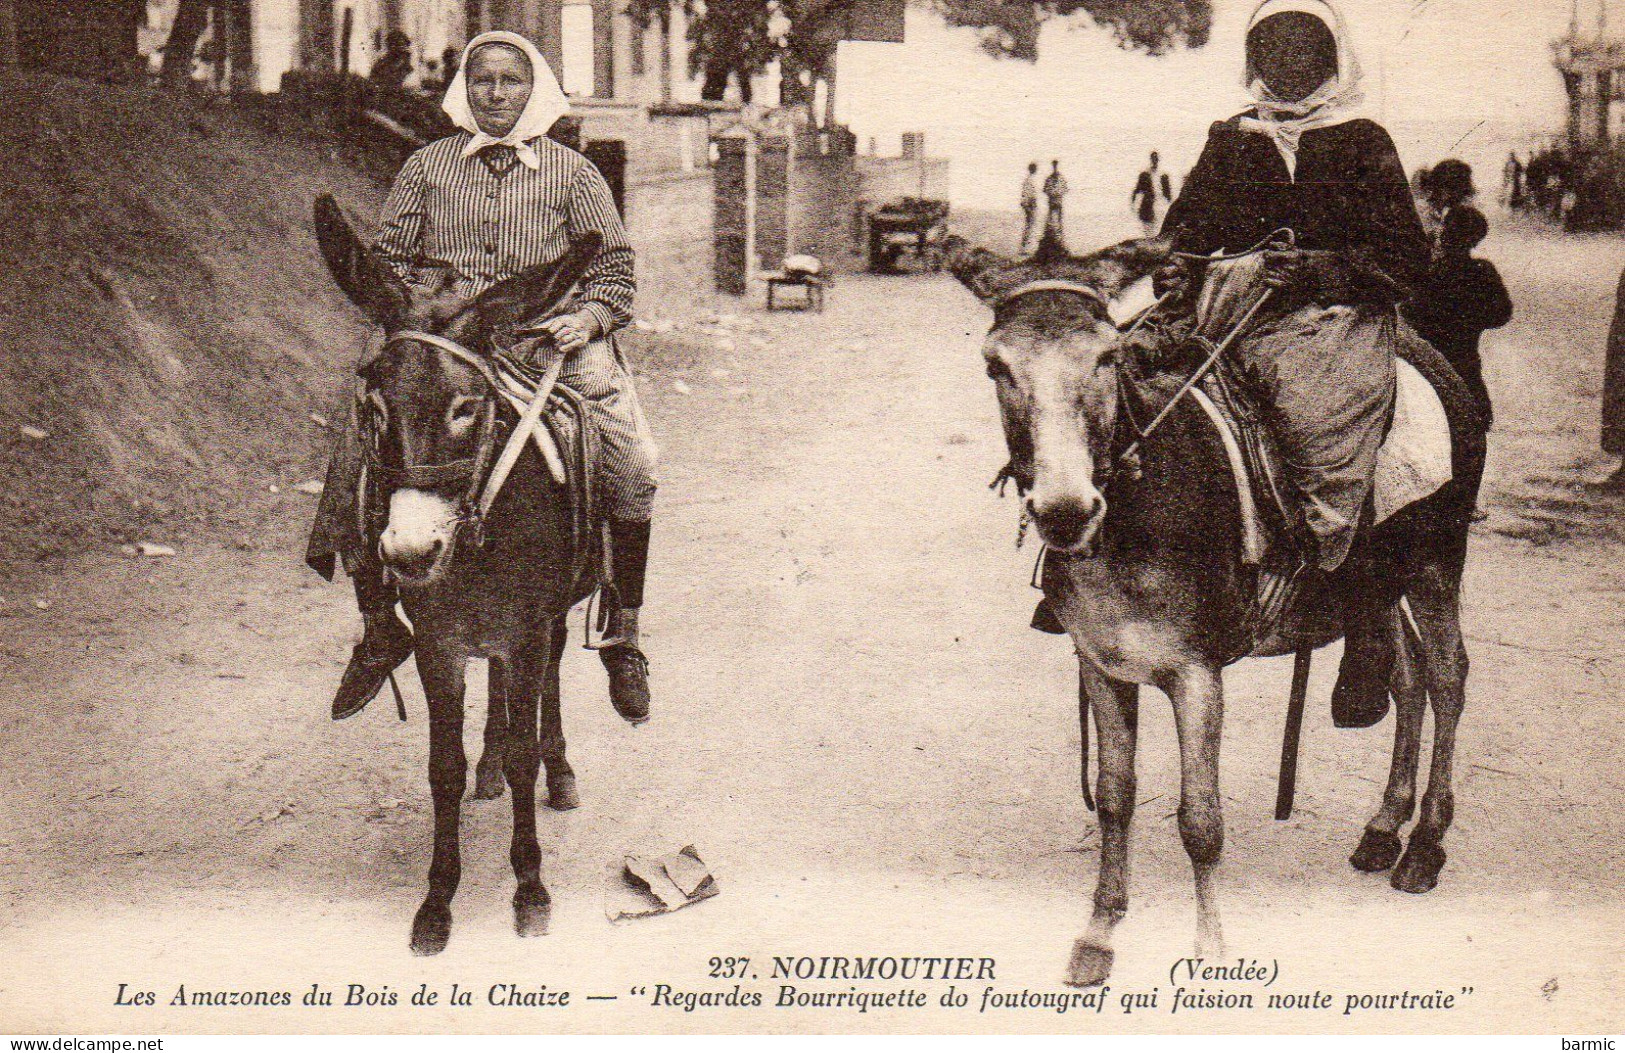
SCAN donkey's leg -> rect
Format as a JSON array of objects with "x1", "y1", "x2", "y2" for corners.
[
  {"x1": 1393, "y1": 568, "x2": 1468, "y2": 894},
  {"x1": 540, "y1": 618, "x2": 579, "y2": 811},
  {"x1": 411, "y1": 645, "x2": 468, "y2": 956},
  {"x1": 1168, "y1": 664, "x2": 1226, "y2": 958},
  {"x1": 1352, "y1": 609, "x2": 1427, "y2": 872},
  {"x1": 496, "y1": 638, "x2": 551, "y2": 937},
  {"x1": 473, "y1": 669, "x2": 509, "y2": 801},
  {"x1": 1067, "y1": 664, "x2": 1140, "y2": 988}
]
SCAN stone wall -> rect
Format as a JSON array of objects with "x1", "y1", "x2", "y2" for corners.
[
  {"x1": 790, "y1": 149, "x2": 860, "y2": 269},
  {"x1": 626, "y1": 168, "x2": 715, "y2": 308},
  {"x1": 755, "y1": 135, "x2": 792, "y2": 270}
]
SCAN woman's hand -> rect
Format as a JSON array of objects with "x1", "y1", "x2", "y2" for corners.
[
  {"x1": 1153, "y1": 255, "x2": 1201, "y2": 304},
  {"x1": 535, "y1": 310, "x2": 600, "y2": 355},
  {"x1": 1263, "y1": 249, "x2": 1369, "y2": 304},
  {"x1": 1260, "y1": 247, "x2": 1315, "y2": 291}
]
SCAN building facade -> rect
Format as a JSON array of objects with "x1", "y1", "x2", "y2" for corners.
[{"x1": 1556, "y1": 0, "x2": 1625, "y2": 149}]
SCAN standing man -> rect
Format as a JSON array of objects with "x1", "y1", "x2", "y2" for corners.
[
  {"x1": 1503, "y1": 151, "x2": 1524, "y2": 210},
  {"x1": 1405, "y1": 205, "x2": 1511, "y2": 432},
  {"x1": 369, "y1": 28, "x2": 414, "y2": 91},
  {"x1": 1130, "y1": 150, "x2": 1173, "y2": 233},
  {"x1": 1041, "y1": 159, "x2": 1069, "y2": 247},
  {"x1": 1019, "y1": 162, "x2": 1040, "y2": 255}
]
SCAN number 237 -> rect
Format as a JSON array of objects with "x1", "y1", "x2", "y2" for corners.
[{"x1": 708, "y1": 957, "x2": 750, "y2": 979}]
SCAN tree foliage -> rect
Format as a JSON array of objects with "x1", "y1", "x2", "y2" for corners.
[
  {"x1": 627, "y1": 0, "x2": 1211, "y2": 103},
  {"x1": 935, "y1": 0, "x2": 1211, "y2": 62}
]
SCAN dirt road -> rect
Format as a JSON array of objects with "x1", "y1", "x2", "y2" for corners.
[{"x1": 1, "y1": 222, "x2": 1620, "y2": 1034}]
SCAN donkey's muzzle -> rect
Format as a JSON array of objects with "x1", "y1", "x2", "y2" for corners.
[
  {"x1": 379, "y1": 489, "x2": 458, "y2": 583},
  {"x1": 383, "y1": 537, "x2": 445, "y2": 582},
  {"x1": 1028, "y1": 492, "x2": 1106, "y2": 555}
]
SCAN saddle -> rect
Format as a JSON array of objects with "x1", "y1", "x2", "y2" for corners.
[{"x1": 528, "y1": 380, "x2": 606, "y2": 607}]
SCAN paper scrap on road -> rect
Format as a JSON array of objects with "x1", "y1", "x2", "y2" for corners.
[
  {"x1": 293, "y1": 480, "x2": 324, "y2": 495},
  {"x1": 18, "y1": 425, "x2": 48, "y2": 440},
  {"x1": 606, "y1": 845, "x2": 717, "y2": 921}
]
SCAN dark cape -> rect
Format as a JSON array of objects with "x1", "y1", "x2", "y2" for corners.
[
  {"x1": 1606, "y1": 265, "x2": 1625, "y2": 456},
  {"x1": 1162, "y1": 114, "x2": 1430, "y2": 301}
]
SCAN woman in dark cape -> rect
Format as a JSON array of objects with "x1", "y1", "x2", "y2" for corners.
[
  {"x1": 1154, "y1": 0, "x2": 1432, "y2": 727},
  {"x1": 1605, "y1": 264, "x2": 1625, "y2": 487}
]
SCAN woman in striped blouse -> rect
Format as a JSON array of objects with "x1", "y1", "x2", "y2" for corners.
[{"x1": 325, "y1": 31, "x2": 658, "y2": 724}]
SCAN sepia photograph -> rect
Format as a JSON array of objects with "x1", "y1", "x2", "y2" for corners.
[{"x1": 0, "y1": 0, "x2": 1620, "y2": 1038}]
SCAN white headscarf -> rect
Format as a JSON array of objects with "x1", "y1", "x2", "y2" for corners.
[
  {"x1": 1238, "y1": 0, "x2": 1366, "y2": 179},
  {"x1": 441, "y1": 31, "x2": 570, "y2": 170}
]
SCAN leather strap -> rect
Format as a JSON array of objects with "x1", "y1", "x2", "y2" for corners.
[{"x1": 994, "y1": 280, "x2": 1109, "y2": 313}]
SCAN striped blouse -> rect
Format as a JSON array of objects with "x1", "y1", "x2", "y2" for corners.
[{"x1": 374, "y1": 133, "x2": 635, "y2": 337}]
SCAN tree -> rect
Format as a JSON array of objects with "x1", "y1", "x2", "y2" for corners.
[
  {"x1": 629, "y1": 0, "x2": 1210, "y2": 105},
  {"x1": 936, "y1": 0, "x2": 1211, "y2": 62},
  {"x1": 627, "y1": 0, "x2": 772, "y2": 102},
  {"x1": 161, "y1": 0, "x2": 254, "y2": 89}
]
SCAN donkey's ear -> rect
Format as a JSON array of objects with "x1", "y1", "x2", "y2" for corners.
[
  {"x1": 1071, "y1": 236, "x2": 1172, "y2": 300},
  {"x1": 314, "y1": 194, "x2": 410, "y2": 329},
  {"x1": 472, "y1": 232, "x2": 604, "y2": 335},
  {"x1": 944, "y1": 234, "x2": 1023, "y2": 306}
]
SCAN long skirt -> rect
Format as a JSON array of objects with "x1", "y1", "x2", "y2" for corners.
[
  {"x1": 1195, "y1": 254, "x2": 1398, "y2": 572},
  {"x1": 1603, "y1": 265, "x2": 1625, "y2": 456},
  {"x1": 305, "y1": 335, "x2": 658, "y2": 581}
]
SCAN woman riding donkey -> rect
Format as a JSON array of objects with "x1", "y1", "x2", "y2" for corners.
[
  {"x1": 307, "y1": 31, "x2": 658, "y2": 724},
  {"x1": 1150, "y1": 0, "x2": 1444, "y2": 728}
]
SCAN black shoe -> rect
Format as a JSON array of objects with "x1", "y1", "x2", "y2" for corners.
[
  {"x1": 600, "y1": 644, "x2": 650, "y2": 725},
  {"x1": 332, "y1": 617, "x2": 414, "y2": 721},
  {"x1": 1331, "y1": 627, "x2": 1394, "y2": 729}
]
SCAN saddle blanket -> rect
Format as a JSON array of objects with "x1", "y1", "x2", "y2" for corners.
[{"x1": 1373, "y1": 358, "x2": 1453, "y2": 523}]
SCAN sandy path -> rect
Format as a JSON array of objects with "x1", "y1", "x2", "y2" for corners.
[{"x1": 0, "y1": 225, "x2": 1620, "y2": 1034}]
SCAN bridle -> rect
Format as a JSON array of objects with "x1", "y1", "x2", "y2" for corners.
[
  {"x1": 986, "y1": 279, "x2": 1143, "y2": 498},
  {"x1": 988, "y1": 254, "x2": 1275, "y2": 500},
  {"x1": 357, "y1": 329, "x2": 509, "y2": 560}
]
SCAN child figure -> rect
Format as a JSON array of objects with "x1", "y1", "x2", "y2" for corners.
[{"x1": 1404, "y1": 204, "x2": 1512, "y2": 430}]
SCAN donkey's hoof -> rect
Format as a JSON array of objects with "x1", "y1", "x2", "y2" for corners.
[
  {"x1": 472, "y1": 765, "x2": 507, "y2": 801},
  {"x1": 1391, "y1": 839, "x2": 1446, "y2": 894},
  {"x1": 1066, "y1": 940, "x2": 1114, "y2": 988},
  {"x1": 410, "y1": 901, "x2": 453, "y2": 956},
  {"x1": 1350, "y1": 829, "x2": 1403, "y2": 873},
  {"x1": 546, "y1": 773, "x2": 580, "y2": 811},
  {"x1": 514, "y1": 886, "x2": 552, "y2": 938}
]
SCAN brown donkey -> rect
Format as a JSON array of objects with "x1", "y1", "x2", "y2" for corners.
[
  {"x1": 315, "y1": 197, "x2": 600, "y2": 955},
  {"x1": 946, "y1": 233, "x2": 1479, "y2": 987}
]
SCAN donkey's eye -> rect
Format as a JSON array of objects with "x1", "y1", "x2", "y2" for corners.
[{"x1": 447, "y1": 395, "x2": 482, "y2": 428}]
